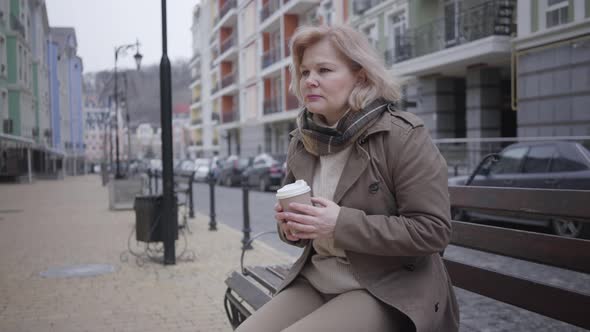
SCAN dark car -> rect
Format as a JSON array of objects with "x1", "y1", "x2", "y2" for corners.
[
  {"x1": 244, "y1": 153, "x2": 287, "y2": 191},
  {"x1": 217, "y1": 155, "x2": 252, "y2": 187},
  {"x1": 450, "y1": 141, "x2": 590, "y2": 238}
]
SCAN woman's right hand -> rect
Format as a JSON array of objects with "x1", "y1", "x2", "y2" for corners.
[{"x1": 275, "y1": 203, "x2": 299, "y2": 241}]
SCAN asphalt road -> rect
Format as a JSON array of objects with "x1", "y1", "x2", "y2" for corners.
[{"x1": 190, "y1": 182, "x2": 589, "y2": 332}]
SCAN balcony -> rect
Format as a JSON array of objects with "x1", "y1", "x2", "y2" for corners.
[
  {"x1": 284, "y1": 38, "x2": 292, "y2": 57},
  {"x1": 353, "y1": 0, "x2": 385, "y2": 15},
  {"x1": 261, "y1": 0, "x2": 281, "y2": 23},
  {"x1": 263, "y1": 96, "x2": 282, "y2": 115},
  {"x1": 10, "y1": 13, "x2": 25, "y2": 38},
  {"x1": 214, "y1": 0, "x2": 237, "y2": 26},
  {"x1": 286, "y1": 95, "x2": 299, "y2": 110},
  {"x1": 262, "y1": 47, "x2": 281, "y2": 69},
  {"x1": 220, "y1": 33, "x2": 236, "y2": 55},
  {"x1": 221, "y1": 71, "x2": 236, "y2": 88},
  {"x1": 211, "y1": 82, "x2": 221, "y2": 95},
  {"x1": 192, "y1": 95, "x2": 201, "y2": 104},
  {"x1": 387, "y1": 0, "x2": 515, "y2": 66},
  {"x1": 222, "y1": 108, "x2": 239, "y2": 123}
]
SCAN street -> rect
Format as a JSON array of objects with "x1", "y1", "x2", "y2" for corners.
[{"x1": 190, "y1": 182, "x2": 590, "y2": 332}]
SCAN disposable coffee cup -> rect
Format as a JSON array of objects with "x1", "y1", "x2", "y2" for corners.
[{"x1": 276, "y1": 180, "x2": 312, "y2": 212}]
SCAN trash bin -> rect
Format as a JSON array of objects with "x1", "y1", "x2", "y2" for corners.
[{"x1": 134, "y1": 195, "x2": 178, "y2": 242}]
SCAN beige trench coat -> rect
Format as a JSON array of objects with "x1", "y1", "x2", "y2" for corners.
[{"x1": 276, "y1": 106, "x2": 460, "y2": 332}]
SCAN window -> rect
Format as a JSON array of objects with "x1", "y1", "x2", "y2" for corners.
[
  {"x1": 0, "y1": 35, "x2": 5, "y2": 76},
  {"x1": 490, "y1": 147, "x2": 528, "y2": 174},
  {"x1": 387, "y1": 11, "x2": 407, "y2": 62},
  {"x1": 523, "y1": 145, "x2": 556, "y2": 173},
  {"x1": 551, "y1": 144, "x2": 590, "y2": 172},
  {"x1": 546, "y1": 0, "x2": 569, "y2": 28},
  {"x1": 362, "y1": 24, "x2": 378, "y2": 50},
  {"x1": 444, "y1": 0, "x2": 461, "y2": 45}
]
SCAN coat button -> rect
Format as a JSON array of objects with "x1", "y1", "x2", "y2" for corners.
[
  {"x1": 369, "y1": 182, "x2": 379, "y2": 194},
  {"x1": 404, "y1": 264, "x2": 415, "y2": 271}
]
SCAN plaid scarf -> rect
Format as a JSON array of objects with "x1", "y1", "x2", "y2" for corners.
[{"x1": 297, "y1": 99, "x2": 389, "y2": 156}]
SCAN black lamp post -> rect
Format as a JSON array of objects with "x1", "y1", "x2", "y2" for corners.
[
  {"x1": 113, "y1": 40, "x2": 142, "y2": 179},
  {"x1": 160, "y1": 0, "x2": 176, "y2": 264}
]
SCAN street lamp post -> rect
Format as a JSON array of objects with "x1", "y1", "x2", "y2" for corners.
[
  {"x1": 160, "y1": 0, "x2": 176, "y2": 264},
  {"x1": 113, "y1": 40, "x2": 142, "y2": 179}
]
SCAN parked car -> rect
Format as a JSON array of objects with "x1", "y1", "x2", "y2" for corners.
[
  {"x1": 192, "y1": 158, "x2": 211, "y2": 182},
  {"x1": 217, "y1": 155, "x2": 252, "y2": 186},
  {"x1": 244, "y1": 153, "x2": 287, "y2": 191},
  {"x1": 449, "y1": 141, "x2": 590, "y2": 238}
]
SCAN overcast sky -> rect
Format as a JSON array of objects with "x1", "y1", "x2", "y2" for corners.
[{"x1": 46, "y1": 0, "x2": 197, "y2": 73}]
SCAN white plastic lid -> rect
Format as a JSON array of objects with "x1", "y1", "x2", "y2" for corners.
[{"x1": 275, "y1": 180, "x2": 311, "y2": 199}]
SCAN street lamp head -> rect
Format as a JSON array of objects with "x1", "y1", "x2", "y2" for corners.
[{"x1": 134, "y1": 51, "x2": 143, "y2": 70}]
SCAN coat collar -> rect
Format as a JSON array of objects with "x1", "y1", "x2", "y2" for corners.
[{"x1": 288, "y1": 108, "x2": 393, "y2": 204}]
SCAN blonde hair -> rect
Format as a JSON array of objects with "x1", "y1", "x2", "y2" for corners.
[{"x1": 289, "y1": 24, "x2": 401, "y2": 112}]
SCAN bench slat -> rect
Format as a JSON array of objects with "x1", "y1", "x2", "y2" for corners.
[
  {"x1": 451, "y1": 221, "x2": 590, "y2": 274},
  {"x1": 244, "y1": 266, "x2": 284, "y2": 294},
  {"x1": 444, "y1": 258, "x2": 590, "y2": 330},
  {"x1": 268, "y1": 265, "x2": 291, "y2": 279},
  {"x1": 225, "y1": 271, "x2": 271, "y2": 310},
  {"x1": 449, "y1": 186, "x2": 590, "y2": 220}
]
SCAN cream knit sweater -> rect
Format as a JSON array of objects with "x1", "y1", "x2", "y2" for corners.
[{"x1": 300, "y1": 117, "x2": 361, "y2": 293}]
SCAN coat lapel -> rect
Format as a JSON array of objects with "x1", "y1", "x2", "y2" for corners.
[
  {"x1": 287, "y1": 142, "x2": 316, "y2": 188},
  {"x1": 332, "y1": 144, "x2": 370, "y2": 204}
]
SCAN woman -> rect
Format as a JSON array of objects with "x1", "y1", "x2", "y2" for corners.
[{"x1": 236, "y1": 25, "x2": 459, "y2": 332}]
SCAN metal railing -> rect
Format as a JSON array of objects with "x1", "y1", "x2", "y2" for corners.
[
  {"x1": 221, "y1": 72, "x2": 236, "y2": 88},
  {"x1": 353, "y1": 0, "x2": 385, "y2": 15},
  {"x1": 211, "y1": 81, "x2": 221, "y2": 95},
  {"x1": 286, "y1": 95, "x2": 299, "y2": 110},
  {"x1": 262, "y1": 47, "x2": 281, "y2": 69},
  {"x1": 386, "y1": 0, "x2": 515, "y2": 66},
  {"x1": 215, "y1": 0, "x2": 237, "y2": 25},
  {"x1": 263, "y1": 97, "x2": 282, "y2": 115},
  {"x1": 191, "y1": 95, "x2": 201, "y2": 104},
  {"x1": 220, "y1": 33, "x2": 236, "y2": 54},
  {"x1": 222, "y1": 108, "x2": 239, "y2": 123},
  {"x1": 10, "y1": 13, "x2": 25, "y2": 38},
  {"x1": 260, "y1": 0, "x2": 281, "y2": 23}
]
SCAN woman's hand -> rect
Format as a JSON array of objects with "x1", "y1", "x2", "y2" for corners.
[
  {"x1": 275, "y1": 197, "x2": 341, "y2": 240},
  {"x1": 274, "y1": 202, "x2": 300, "y2": 241}
]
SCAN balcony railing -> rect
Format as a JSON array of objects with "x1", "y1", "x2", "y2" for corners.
[
  {"x1": 260, "y1": 0, "x2": 281, "y2": 23},
  {"x1": 262, "y1": 47, "x2": 281, "y2": 69},
  {"x1": 284, "y1": 38, "x2": 292, "y2": 57},
  {"x1": 220, "y1": 33, "x2": 236, "y2": 54},
  {"x1": 263, "y1": 97, "x2": 282, "y2": 115},
  {"x1": 286, "y1": 94, "x2": 299, "y2": 110},
  {"x1": 353, "y1": 0, "x2": 385, "y2": 15},
  {"x1": 10, "y1": 13, "x2": 25, "y2": 38},
  {"x1": 221, "y1": 72, "x2": 236, "y2": 88},
  {"x1": 222, "y1": 108, "x2": 239, "y2": 123},
  {"x1": 216, "y1": 0, "x2": 237, "y2": 25},
  {"x1": 385, "y1": 0, "x2": 515, "y2": 66},
  {"x1": 211, "y1": 82, "x2": 221, "y2": 95},
  {"x1": 192, "y1": 96, "x2": 201, "y2": 104}
]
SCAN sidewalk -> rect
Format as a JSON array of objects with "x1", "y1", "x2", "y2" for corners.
[{"x1": 0, "y1": 175, "x2": 294, "y2": 332}]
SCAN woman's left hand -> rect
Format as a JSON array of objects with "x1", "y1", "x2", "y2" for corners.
[{"x1": 277, "y1": 197, "x2": 341, "y2": 240}]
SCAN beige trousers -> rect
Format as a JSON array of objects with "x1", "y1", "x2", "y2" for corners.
[{"x1": 235, "y1": 277, "x2": 411, "y2": 332}]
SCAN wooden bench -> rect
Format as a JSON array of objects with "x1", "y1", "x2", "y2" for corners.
[{"x1": 224, "y1": 186, "x2": 590, "y2": 330}]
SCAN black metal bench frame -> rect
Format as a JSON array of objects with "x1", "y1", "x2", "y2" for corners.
[{"x1": 224, "y1": 186, "x2": 590, "y2": 330}]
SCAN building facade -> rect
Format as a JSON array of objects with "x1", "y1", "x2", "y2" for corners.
[
  {"x1": 0, "y1": 0, "x2": 80, "y2": 180},
  {"x1": 514, "y1": 0, "x2": 590, "y2": 137},
  {"x1": 50, "y1": 27, "x2": 85, "y2": 175},
  {"x1": 188, "y1": 0, "x2": 588, "y2": 162}
]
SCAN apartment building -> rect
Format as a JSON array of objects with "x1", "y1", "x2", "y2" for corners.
[
  {"x1": 1, "y1": 0, "x2": 72, "y2": 179},
  {"x1": 189, "y1": 0, "x2": 344, "y2": 158},
  {"x1": 50, "y1": 27, "x2": 84, "y2": 175},
  {"x1": 514, "y1": 0, "x2": 590, "y2": 137},
  {"x1": 352, "y1": 0, "x2": 517, "y2": 140}
]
